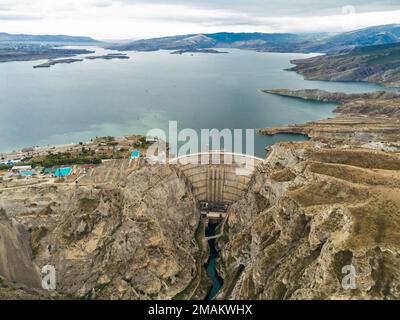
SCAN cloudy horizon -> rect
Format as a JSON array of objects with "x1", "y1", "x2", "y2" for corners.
[{"x1": 0, "y1": 0, "x2": 399, "y2": 40}]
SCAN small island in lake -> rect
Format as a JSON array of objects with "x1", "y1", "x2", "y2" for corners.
[
  {"x1": 170, "y1": 49, "x2": 228, "y2": 55},
  {"x1": 33, "y1": 58, "x2": 83, "y2": 68},
  {"x1": 85, "y1": 53, "x2": 130, "y2": 60},
  {"x1": 33, "y1": 53, "x2": 129, "y2": 69}
]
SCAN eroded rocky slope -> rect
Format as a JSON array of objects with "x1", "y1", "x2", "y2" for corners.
[
  {"x1": 288, "y1": 42, "x2": 400, "y2": 86},
  {"x1": 217, "y1": 142, "x2": 400, "y2": 299},
  {"x1": 0, "y1": 162, "x2": 200, "y2": 299},
  {"x1": 260, "y1": 89, "x2": 400, "y2": 148},
  {"x1": 221, "y1": 85, "x2": 400, "y2": 300}
]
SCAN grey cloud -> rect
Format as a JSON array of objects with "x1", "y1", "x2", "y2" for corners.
[
  {"x1": 117, "y1": 0, "x2": 400, "y2": 16},
  {"x1": 92, "y1": 0, "x2": 114, "y2": 7},
  {"x1": 0, "y1": 13, "x2": 42, "y2": 21},
  {"x1": 119, "y1": 0, "x2": 400, "y2": 28},
  {"x1": 135, "y1": 13, "x2": 269, "y2": 28},
  {"x1": 124, "y1": 8, "x2": 258, "y2": 25}
]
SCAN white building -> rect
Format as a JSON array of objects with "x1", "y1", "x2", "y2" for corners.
[{"x1": 11, "y1": 165, "x2": 32, "y2": 172}]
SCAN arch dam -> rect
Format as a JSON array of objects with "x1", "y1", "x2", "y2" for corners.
[{"x1": 169, "y1": 151, "x2": 265, "y2": 223}]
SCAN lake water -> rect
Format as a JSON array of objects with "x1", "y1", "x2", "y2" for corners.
[{"x1": 0, "y1": 47, "x2": 387, "y2": 157}]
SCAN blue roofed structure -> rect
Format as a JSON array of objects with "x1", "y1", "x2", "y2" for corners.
[
  {"x1": 131, "y1": 149, "x2": 140, "y2": 159},
  {"x1": 54, "y1": 167, "x2": 73, "y2": 177}
]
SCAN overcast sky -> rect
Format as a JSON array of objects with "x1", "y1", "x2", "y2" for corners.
[{"x1": 0, "y1": 0, "x2": 400, "y2": 40}]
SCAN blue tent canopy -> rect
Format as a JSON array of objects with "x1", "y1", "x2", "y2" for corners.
[
  {"x1": 131, "y1": 150, "x2": 140, "y2": 159},
  {"x1": 54, "y1": 167, "x2": 72, "y2": 177}
]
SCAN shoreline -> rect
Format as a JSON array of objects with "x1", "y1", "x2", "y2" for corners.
[
  {"x1": 258, "y1": 89, "x2": 400, "y2": 151},
  {"x1": 1, "y1": 51, "x2": 394, "y2": 157}
]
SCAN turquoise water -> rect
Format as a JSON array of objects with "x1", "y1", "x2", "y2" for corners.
[
  {"x1": 54, "y1": 167, "x2": 72, "y2": 177},
  {"x1": 20, "y1": 171, "x2": 34, "y2": 176},
  {"x1": 0, "y1": 47, "x2": 389, "y2": 157}
]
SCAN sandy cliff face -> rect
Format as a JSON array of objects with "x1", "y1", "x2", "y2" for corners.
[
  {"x1": 260, "y1": 89, "x2": 400, "y2": 148},
  {"x1": 0, "y1": 163, "x2": 200, "y2": 299},
  {"x1": 0, "y1": 211, "x2": 53, "y2": 299},
  {"x1": 218, "y1": 142, "x2": 400, "y2": 300},
  {"x1": 0, "y1": 215, "x2": 42, "y2": 289}
]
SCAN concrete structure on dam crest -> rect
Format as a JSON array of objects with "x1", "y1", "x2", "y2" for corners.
[{"x1": 169, "y1": 151, "x2": 265, "y2": 205}]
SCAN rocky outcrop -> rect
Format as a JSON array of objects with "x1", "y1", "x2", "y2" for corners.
[
  {"x1": 249, "y1": 84, "x2": 400, "y2": 300},
  {"x1": 263, "y1": 89, "x2": 400, "y2": 104},
  {"x1": 287, "y1": 42, "x2": 400, "y2": 86},
  {"x1": 260, "y1": 89, "x2": 400, "y2": 148},
  {"x1": 217, "y1": 142, "x2": 400, "y2": 300},
  {"x1": 0, "y1": 214, "x2": 42, "y2": 289},
  {"x1": 0, "y1": 162, "x2": 200, "y2": 300}
]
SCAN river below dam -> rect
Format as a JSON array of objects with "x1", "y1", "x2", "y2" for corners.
[
  {"x1": 0, "y1": 47, "x2": 388, "y2": 156},
  {"x1": 205, "y1": 223, "x2": 224, "y2": 300}
]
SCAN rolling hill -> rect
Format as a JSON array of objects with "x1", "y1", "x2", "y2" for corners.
[
  {"x1": 0, "y1": 32, "x2": 99, "y2": 43},
  {"x1": 288, "y1": 42, "x2": 400, "y2": 86},
  {"x1": 110, "y1": 24, "x2": 400, "y2": 54}
]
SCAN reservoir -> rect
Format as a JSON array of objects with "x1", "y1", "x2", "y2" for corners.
[{"x1": 0, "y1": 48, "x2": 387, "y2": 156}]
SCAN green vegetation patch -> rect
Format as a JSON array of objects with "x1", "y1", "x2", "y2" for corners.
[{"x1": 28, "y1": 152, "x2": 102, "y2": 168}]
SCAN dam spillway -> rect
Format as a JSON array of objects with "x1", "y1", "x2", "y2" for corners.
[{"x1": 169, "y1": 151, "x2": 264, "y2": 204}]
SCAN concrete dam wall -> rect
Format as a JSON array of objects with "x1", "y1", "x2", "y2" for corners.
[{"x1": 170, "y1": 152, "x2": 264, "y2": 204}]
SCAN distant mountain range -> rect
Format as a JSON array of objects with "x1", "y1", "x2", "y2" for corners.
[
  {"x1": 109, "y1": 32, "x2": 324, "y2": 52},
  {"x1": 2, "y1": 24, "x2": 400, "y2": 51},
  {"x1": 110, "y1": 24, "x2": 400, "y2": 53},
  {"x1": 0, "y1": 32, "x2": 99, "y2": 43},
  {"x1": 308, "y1": 24, "x2": 400, "y2": 52}
]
